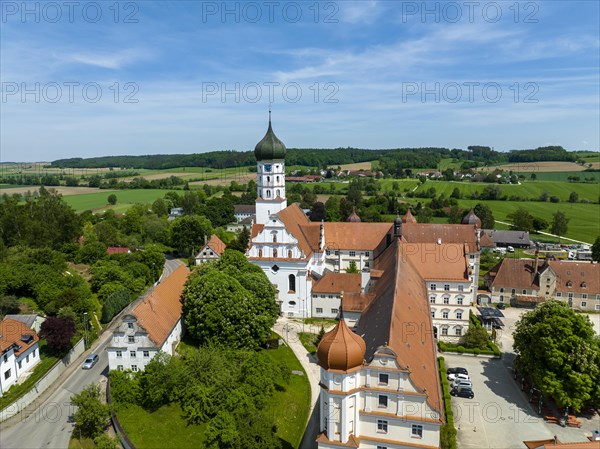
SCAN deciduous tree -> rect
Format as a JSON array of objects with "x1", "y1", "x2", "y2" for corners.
[
  {"x1": 550, "y1": 211, "x2": 569, "y2": 241},
  {"x1": 40, "y1": 316, "x2": 76, "y2": 353},
  {"x1": 71, "y1": 384, "x2": 110, "y2": 438}
]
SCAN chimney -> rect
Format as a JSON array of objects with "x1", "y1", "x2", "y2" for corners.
[
  {"x1": 361, "y1": 268, "x2": 370, "y2": 293},
  {"x1": 534, "y1": 243, "x2": 540, "y2": 275}
]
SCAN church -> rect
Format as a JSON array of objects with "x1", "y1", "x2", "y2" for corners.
[{"x1": 247, "y1": 116, "x2": 482, "y2": 342}]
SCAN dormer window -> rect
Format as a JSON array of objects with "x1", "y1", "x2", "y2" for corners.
[
  {"x1": 566, "y1": 281, "x2": 573, "y2": 287},
  {"x1": 581, "y1": 282, "x2": 587, "y2": 288}
]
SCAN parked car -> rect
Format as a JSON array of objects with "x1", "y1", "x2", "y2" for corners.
[
  {"x1": 446, "y1": 367, "x2": 468, "y2": 376},
  {"x1": 82, "y1": 354, "x2": 99, "y2": 370},
  {"x1": 497, "y1": 303, "x2": 506, "y2": 310},
  {"x1": 451, "y1": 378, "x2": 473, "y2": 390},
  {"x1": 507, "y1": 246, "x2": 515, "y2": 252},
  {"x1": 447, "y1": 371, "x2": 470, "y2": 382},
  {"x1": 450, "y1": 387, "x2": 475, "y2": 399}
]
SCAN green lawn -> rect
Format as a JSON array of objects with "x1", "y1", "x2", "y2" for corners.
[
  {"x1": 117, "y1": 340, "x2": 310, "y2": 449},
  {"x1": 63, "y1": 189, "x2": 178, "y2": 213},
  {"x1": 298, "y1": 332, "x2": 318, "y2": 355},
  {"x1": 521, "y1": 172, "x2": 600, "y2": 182}
]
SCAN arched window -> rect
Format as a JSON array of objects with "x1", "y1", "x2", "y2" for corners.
[
  {"x1": 511, "y1": 288, "x2": 516, "y2": 295},
  {"x1": 287, "y1": 250, "x2": 292, "y2": 258},
  {"x1": 266, "y1": 190, "x2": 271, "y2": 198},
  {"x1": 276, "y1": 189, "x2": 280, "y2": 197},
  {"x1": 276, "y1": 176, "x2": 280, "y2": 183},
  {"x1": 258, "y1": 249, "x2": 263, "y2": 258},
  {"x1": 267, "y1": 176, "x2": 271, "y2": 182},
  {"x1": 273, "y1": 248, "x2": 278, "y2": 258},
  {"x1": 289, "y1": 274, "x2": 296, "y2": 292},
  {"x1": 272, "y1": 234, "x2": 277, "y2": 243},
  {"x1": 566, "y1": 281, "x2": 573, "y2": 287}
]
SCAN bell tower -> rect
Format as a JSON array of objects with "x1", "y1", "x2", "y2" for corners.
[{"x1": 254, "y1": 111, "x2": 287, "y2": 225}]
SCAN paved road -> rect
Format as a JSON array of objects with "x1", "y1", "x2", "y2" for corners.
[{"x1": 0, "y1": 258, "x2": 183, "y2": 449}]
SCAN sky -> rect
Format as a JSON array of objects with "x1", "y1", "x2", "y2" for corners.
[{"x1": 1, "y1": 0, "x2": 599, "y2": 162}]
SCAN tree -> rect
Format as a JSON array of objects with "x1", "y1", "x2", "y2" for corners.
[
  {"x1": 462, "y1": 324, "x2": 489, "y2": 350},
  {"x1": 473, "y1": 203, "x2": 495, "y2": 229},
  {"x1": 508, "y1": 207, "x2": 535, "y2": 233},
  {"x1": 170, "y1": 215, "x2": 212, "y2": 255},
  {"x1": 532, "y1": 217, "x2": 548, "y2": 234},
  {"x1": 530, "y1": 173, "x2": 537, "y2": 180},
  {"x1": 309, "y1": 201, "x2": 326, "y2": 222},
  {"x1": 513, "y1": 300, "x2": 600, "y2": 411},
  {"x1": 592, "y1": 236, "x2": 600, "y2": 262},
  {"x1": 71, "y1": 383, "x2": 110, "y2": 438},
  {"x1": 228, "y1": 226, "x2": 250, "y2": 253},
  {"x1": 151, "y1": 198, "x2": 169, "y2": 217},
  {"x1": 0, "y1": 295, "x2": 20, "y2": 316},
  {"x1": 346, "y1": 260, "x2": 359, "y2": 273},
  {"x1": 183, "y1": 250, "x2": 278, "y2": 350},
  {"x1": 447, "y1": 206, "x2": 463, "y2": 224},
  {"x1": 315, "y1": 325, "x2": 326, "y2": 346},
  {"x1": 40, "y1": 316, "x2": 76, "y2": 353},
  {"x1": 107, "y1": 194, "x2": 117, "y2": 205},
  {"x1": 550, "y1": 211, "x2": 569, "y2": 241},
  {"x1": 568, "y1": 192, "x2": 579, "y2": 203}
]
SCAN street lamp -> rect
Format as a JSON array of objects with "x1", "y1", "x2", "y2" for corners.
[{"x1": 83, "y1": 312, "x2": 89, "y2": 348}]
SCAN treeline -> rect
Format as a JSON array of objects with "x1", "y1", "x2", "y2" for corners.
[{"x1": 507, "y1": 146, "x2": 576, "y2": 163}]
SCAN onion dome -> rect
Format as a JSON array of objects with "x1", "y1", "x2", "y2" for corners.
[
  {"x1": 317, "y1": 305, "x2": 366, "y2": 372},
  {"x1": 402, "y1": 209, "x2": 417, "y2": 223},
  {"x1": 347, "y1": 207, "x2": 361, "y2": 223},
  {"x1": 462, "y1": 209, "x2": 481, "y2": 228},
  {"x1": 254, "y1": 112, "x2": 286, "y2": 161}
]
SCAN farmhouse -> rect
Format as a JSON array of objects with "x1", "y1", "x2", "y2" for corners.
[
  {"x1": 4, "y1": 314, "x2": 45, "y2": 333},
  {"x1": 195, "y1": 234, "x2": 226, "y2": 265},
  {"x1": 0, "y1": 319, "x2": 40, "y2": 395},
  {"x1": 106, "y1": 264, "x2": 189, "y2": 372},
  {"x1": 482, "y1": 229, "x2": 532, "y2": 249},
  {"x1": 484, "y1": 257, "x2": 600, "y2": 311},
  {"x1": 233, "y1": 204, "x2": 255, "y2": 223}
]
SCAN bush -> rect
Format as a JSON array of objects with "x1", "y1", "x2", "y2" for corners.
[{"x1": 473, "y1": 348, "x2": 481, "y2": 356}]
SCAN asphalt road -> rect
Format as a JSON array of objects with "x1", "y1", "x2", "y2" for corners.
[{"x1": 0, "y1": 258, "x2": 183, "y2": 449}]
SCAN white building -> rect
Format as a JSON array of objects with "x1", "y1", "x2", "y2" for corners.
[
  {"x1": 0, "y1": 319, "x2": 41, "y2": 395},
  {"x1": 316, "y1": 239, "x2": 445, "y2": 448},
  {"x1": 195, "y1": 234, "x2": 226, "y2": 265},
  {"x1": 106, "y1": 264, "x2": 189, "y2": 372}
]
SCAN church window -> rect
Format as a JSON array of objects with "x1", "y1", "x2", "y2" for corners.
[
  {"x1": 266, "y1": 190, "x2": 271, "y2": 198},
  {"x1": 271, "y1": 265, "x2": 279, "y2": 272},
  {"x1": 378, "y1": 373, "x2": 389, "y2": 385},
  {"x1": 287, "y1": 250, "x2": 292, "y2": 258},
  {"x1": 289, "y1": 274, "x2": 296, "y2": 292},
  {"x1": 273, "y1": 234, "x2": 277, "y2": 243},
  {"x1": 378, "y1": 395, "x2": 388, "y2": 408},
  {"x1": 258, "y1": 249, "x2": 263, "y2": 258},
  {"x1": 276, "y1": 176, "x2": 280, "y2": 182},
  {"x1": 273, "y1": 248, "x2": 278, "y2": 258},
  {"x1": 289, "y1": 301, "x2": 296, "y2": 306},
  {"x1": 276, "y1": 189, "x2": 280, "y2": 197}
]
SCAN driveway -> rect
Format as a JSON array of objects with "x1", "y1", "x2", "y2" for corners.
[{"x1": 443, "y1": 353, "x2": 595, "y2": 448}]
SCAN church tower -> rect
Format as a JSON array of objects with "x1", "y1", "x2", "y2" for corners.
[{"x1": 254, "y1": 112, "x2": 287, "y2": 225}]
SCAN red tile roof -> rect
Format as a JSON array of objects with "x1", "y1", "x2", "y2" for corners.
[
  {"x1": 107, "y1": 247, "x2": 130, "y2": 254},
  {"x1": 549, "y1": 260, "x2": 600, "y2": 294},
  {"x1": 205, "y1": 234, "x2": 226, "y2": 257},
  {"x1": 322, "y1": 222, "x2": 392, "y2": 251},
  {"x1": 132, "y1": 265, "x2": 189, "y2": 347},
  {"x1": 403, "y1": 242, "x2": 471, "y2": 281},
  {"x1": 402, "y1": 223, "x2": 478, "y2": 253},
  {"x1": 312, "y1": 273, "x2": 362, "y2": 294},
  {"x1": 0, "y1": 319, "x2": 39, "y2": 356}
]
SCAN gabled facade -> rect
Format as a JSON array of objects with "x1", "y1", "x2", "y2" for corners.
[
  {"x1": 0, "y1": 319, "x2": 40, "y2": 395},
  {"x1": 195, "y1": 234, "x2": 226, "y2": 265},
  {"x1": 107, "y1": 265, "x2": 189, "y2": 372}
]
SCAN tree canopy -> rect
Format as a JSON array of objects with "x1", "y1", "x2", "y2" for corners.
[
  {"x1": 513, "y1": 300, "x2": 600, "y2": 411},
  {"x1": 183, "y1": 250, "x2": 278, "y2": 349}
]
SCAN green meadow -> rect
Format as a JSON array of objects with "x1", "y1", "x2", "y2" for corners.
[{"x1": 63, "y1": 189, "x2": 177, "y2": 213}]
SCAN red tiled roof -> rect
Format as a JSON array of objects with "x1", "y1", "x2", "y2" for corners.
[
  {"x1": 205, "y1": 234, "x2": 226, "y2": 257},
  {"x1": 402, "y1": 223, "x2": 478, "y2": 253},
  {"x1": 0, "y1": 319, "x2": 39, "y2": 356},
  {"x1": 548, "y1": 260, "x2": 600, "y2": 294},
  {"x1": 403, "y1": 242, "x2": 470, "y2": 281},
  {"x1": 322, "y1": 222, "x2": 392, "y2": 251},
  {"x1": 487, "y1": 258, "x2": 539, "y2": 290},
  {"x1": 132, "y1": 265, "x2": 189, "y2": 347},
  {"x1": 312, "y1": 273, "x2": 362, "y2": 294},
  {"x1": 107, "y1": 247, "x2": 130, "y2": 254}
]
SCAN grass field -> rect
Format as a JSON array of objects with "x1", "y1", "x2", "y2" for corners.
[
  {"x1": 63, "y1": 189, "x2": 177, "y2": 213},
  {"x1": 117, "y1": 340, "x2": 310, "y2": 449},
  {"x1": 412, "y1": 180, "x2": 599, "y2": 202},
  {"x1": 338, "y1": 161, "x2": 373, "y2": 171},
  {"x1": 479, "y1": 161, "x2": 593, "y2": 172},
  {"x1": 519, "y1": 171, "x2": 600, "y2": 182}
]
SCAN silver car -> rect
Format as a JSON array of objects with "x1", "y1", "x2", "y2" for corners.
[{"x1": 82, "y1": 354, "x2": 99, "y2": 369}]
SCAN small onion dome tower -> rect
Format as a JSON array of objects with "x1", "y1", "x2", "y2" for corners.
[
  {"x1": 402, "y1": 208, "x2": 417, "y2": 223},
  {"x1": 346, "y1": 207, "x2": 361, "y2": 223},
  {"x1": 254, "y1": 110, "x2": 286, "y2": 161},
  {"x1": 462, "y1": 209, "x2": 481, "y2": 228},
  {"x1": 394, "y1": 214, "x2": 403, "y2": 237},
  {"x1": 317, "y1": 297, "x2": 366, "y2": 372}
]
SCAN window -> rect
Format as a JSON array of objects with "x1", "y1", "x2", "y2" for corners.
[
  {"x1": 33, "y1": 349, "x2": 36, "y2": 358},
  {"x1": 444, "y1": 284, "x2": 450, "y2": 291},
  {"x1": 441, "y1": 327, "x2": 449, "y2": 335},
  {"x1": 581, "y1": 301, "x2": 587, "y2": 308},
  {"x1": 288, "y1": 250, "x2": 292, "y2": 259},
  {"x1": 266, "y1": 190, "x2": 271, "y2": 198},
  {"x1": 334, "y1": 251, "x2": 339, "y2": 256},
  {"x1": 289, "y1": 274, "x2": 296, "y2": 292},
  {"x1": 442, "y1": 311, "x2": 449, "y2": 319},
  {"x1": 443, "y1": 296, "x2": 450, "y2": 304},
  {"x1": 458, "y1": 285, "x2": 464, "y2": 292},
  {"x1": 128, "y1": 336, "x2": 135, "y2": 343},
  {"x1": 349, "y1": 251, "x2": 356, "y2": 257},
  {"x1": 328, "y1": 295, "x2": 334, "y2": 299},
  {"x1": 568, "y1": 293, "x2": 574, "y2": 299},
  {"x1": 522, "y1": 289, "x2": 527, "y2": 294},
  {"x1": 378, "y1": 395, "x2": 388, "y2": 408},
  {"x1": 455, "y1": 327, "x2": 462, "y2": 336},
  {"x1": 273, "y1": 234, "x2": 277, "y2": 243},
  {"x1": 596, "y1": 304, "x2": 600, "y2": 311},
  {"x1": 377, "y1": 446, "x2": 388, "y2": 449},
  {"x1": 127, "y1": 323, "x2": 133, "y2": 329},
  {"x1": 499, "y1": 296, "x2": 504, "y2": 302},
  {"x1": 500, "y1": 288, "x2": 504, "y2": 293},
  {"x1": 130, "y1": 351, "x2": 136, "y2": 358},
  {"x1": 429, "y1": 296, "x2": 435, "y2": 303},
  {"x1": 431, "y1": 310, "x2": 435, "y2": 318},
  {"x1": 2, "y1": 354, "x2": 6, "y2": 362},
  {"x1": 581, "y1": 282, "x2": 587, "y2": 288},
  {"x1": 273, "y1": 248, "x2": 278, "y2": 258},
  {"x1": 331, "y1": 308, "x2": 338, "y2": 314},
  {"x1": 326, "y1": 250, "x2": 331, "y2": 256},
  {"x1": 596, "y1": 294, "x2": 600, "y2": 300},
  {"x1": 276, "y1": 176, "x2": 280, "y2": 182},
  {"x1": 276, "y1": 189, "x2": 280, "y2": 197},
  {"x1": 117, "y1": 365, "x2": 124, "y2": 371},
  {"x1": 289, "y1": 301, "x2": 297, "y2": 306},
  {"x1": 556, "y1": 292, "x2": 562, "y2": 297},
  {"x1": 511, "y1": 288, "x2": 516, "y2": 295},
  {"x1": 364, "y1": 261, "x2": 369, "y2": 268},
  {"x1": 25, "y1": 355, "x2": 29, "y2": 363},
  {"x1": 411, "y1": 424, "x2": 423, "y2": 438},
  {"x1": 116, "y1": 351, "x2": 122, "y2": 358},
  {"x1": 258, "y1": 249, "x2": 263, "y2": 258},
  {"x1": 378, "y1": 373, "x2": 389, "y2": 385},
  {"x1": 377, "y1": 419, "x2": 388, "y2": 433},
  {"x1": 143, "y1": 351, "x2": 150, "y2": 358},
  {"x1": 456, "y1": 311, "x2": 463, "y2": 320},
  {"x1": 457, "y1": 297, "x2": 464, "y2": 305},
  {"x1": 365, "y1": 252, "x2": 370, "y2": 257},
  {"x1": 18, "y1": 361, "x2": 22, "y2": 369},
  {"x1": 4, "y1": 369, "x2": 11, "y2": 379},
  {"x1": 316, "y1": 308, "x2": 323, "y2": 313},
  {"x1": 567, "y1": 281, "x2": 573, "y2": 287},
  {"x1": 430, "y1": 284, "x2": 437, "y2": 291},
  {"x1": 582, "y1": 293, "x2": 588, "y2": 299},
  {"x1": 131, "y1": 365, "x2": 138, "y2": 372}
]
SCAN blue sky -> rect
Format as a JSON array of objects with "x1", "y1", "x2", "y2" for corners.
[{"x1": 1, "y1": 1, "x2": 599, "y2": 162}]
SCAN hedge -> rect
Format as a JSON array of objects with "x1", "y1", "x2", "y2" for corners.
[
  {"x1": 438, "y1": 340, "x2": 501, "y2": 357},
  {"x1": 437, "y1": 357, "x2": 457, "y2": 449}
]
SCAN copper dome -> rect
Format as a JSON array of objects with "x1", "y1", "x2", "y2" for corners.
[
  {"x1": 462, "y1": 209, "x2": 481, "y2": 228},
  {"x1": 347, "y1": 207, "x2": 361, "y2": 223},
  {"x1": 317, "y1": 318, "x2": 366, "y2": 372}
]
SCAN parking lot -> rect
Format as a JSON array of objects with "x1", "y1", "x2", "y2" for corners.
[{"x1": 442, "y1": 353, "x2": 596, "y2": 449}]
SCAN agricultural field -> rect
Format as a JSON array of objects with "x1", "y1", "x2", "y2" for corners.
[
  {"x1": 338, "y1": 161, "x2": 373, "y2": 171},
  {"x1": 0, "y1": 185, "x2": 115, "y2": 196},
  {"x1": 478, "y1": 161, "x2": 593, "y2": 172},
  {"x1": 63, "y1": 189, "x2": 177, "y2": 213},
  {"x1": 412, "y1": 179, "x2": 599, "y2": 202},
  {"x1": 518, "y1": 171, "x2": 600, "y2": 182}
]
